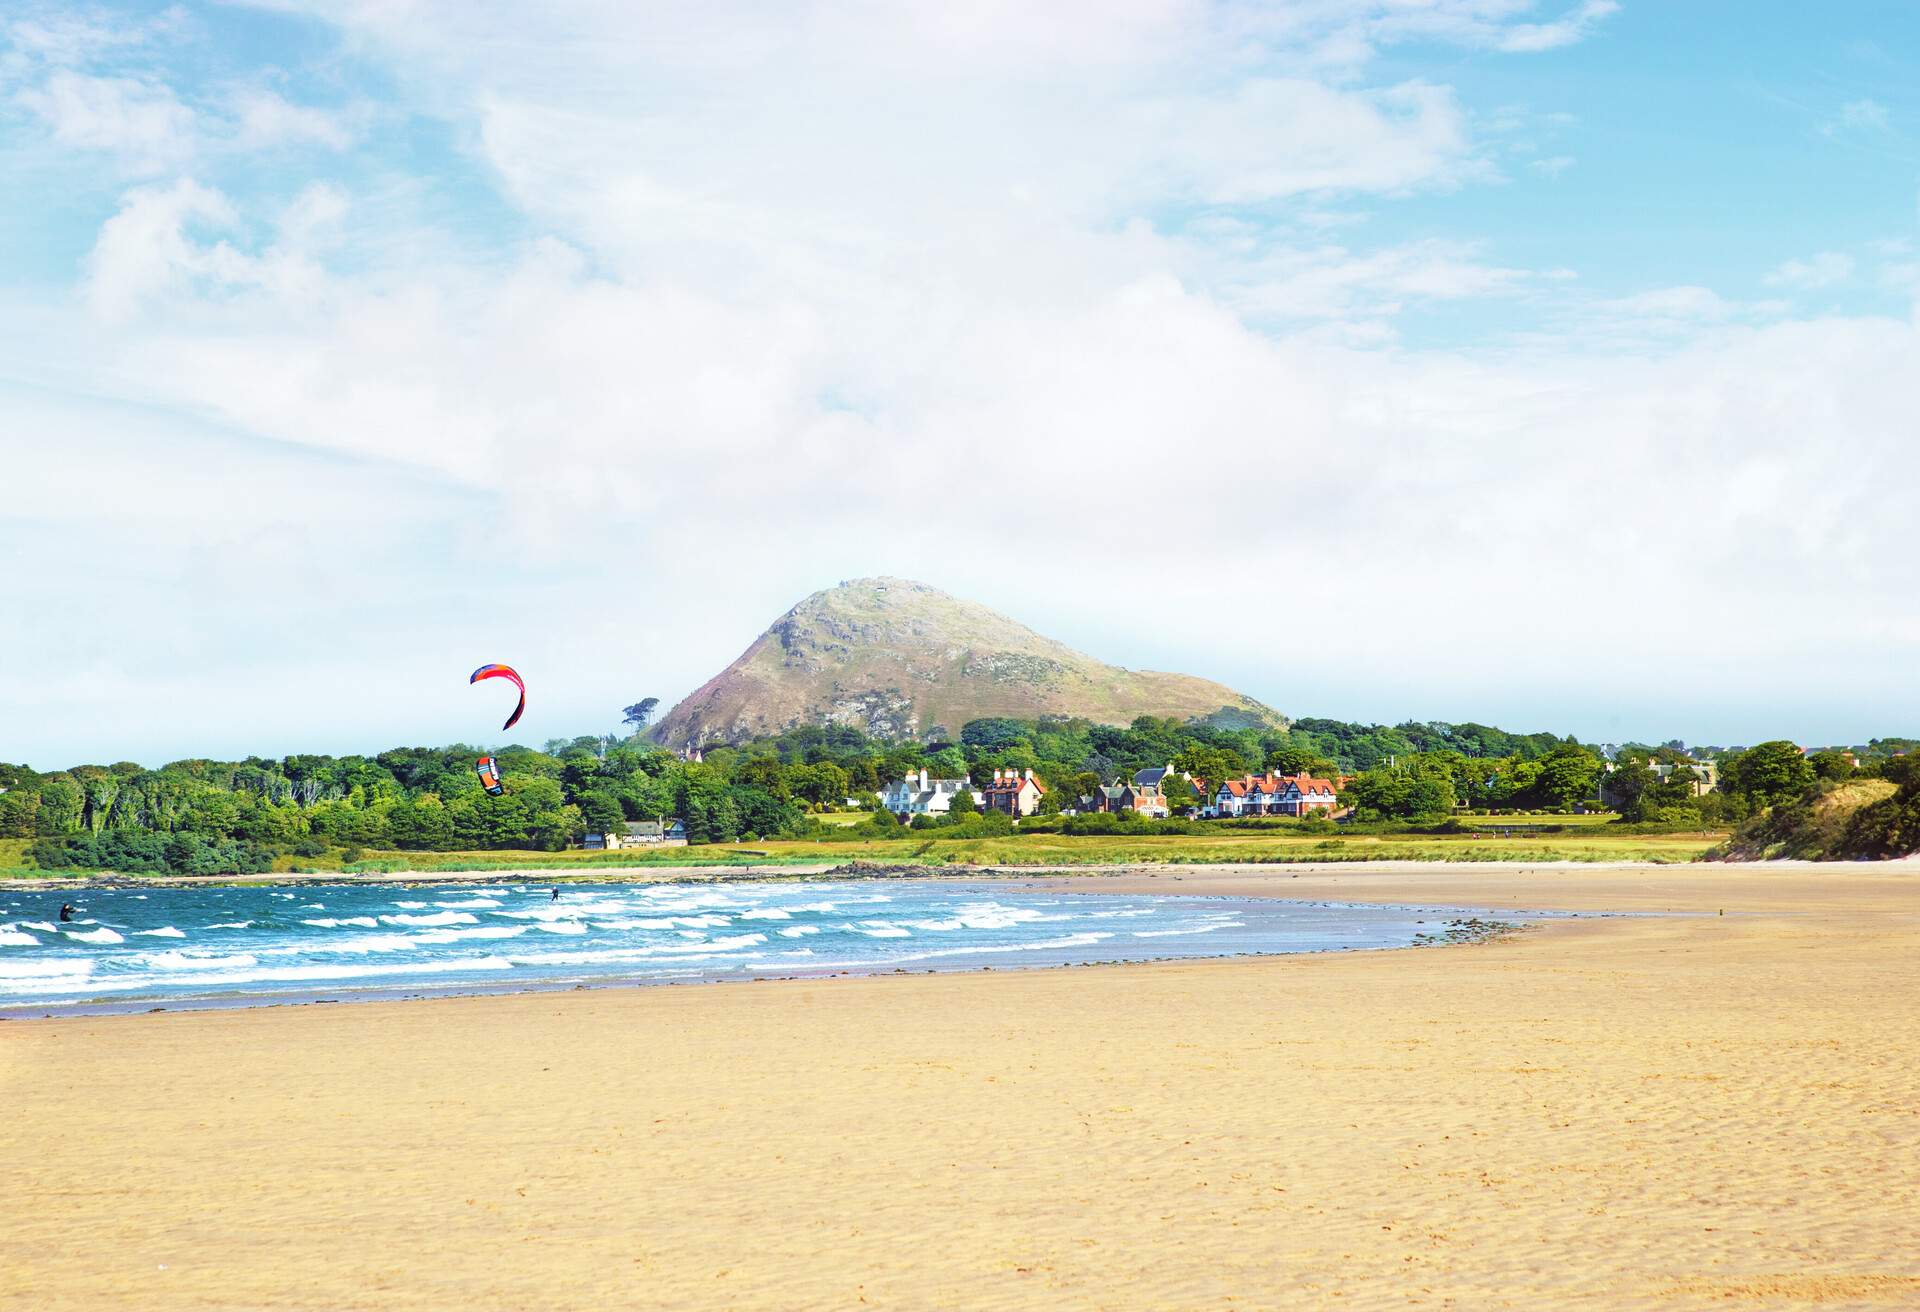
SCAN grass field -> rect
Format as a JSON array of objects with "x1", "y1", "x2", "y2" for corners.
[
  {"x1": 336, "y1": 827, "x2": 1722, "y2": 872},
  {"x1": 1451, "y1": 811, "x2": 1618, "y2": 827},
  {"x1": 0, "y1": 824, "x2": 1727, "y2": 881}
]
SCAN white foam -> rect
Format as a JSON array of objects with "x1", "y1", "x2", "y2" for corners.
[
  {"x1": 300, "y1": 903, "x2": 324, "y2": 910},
  {"x1": 64, "y1": 927, "x2": 124, "y2": 944},
  {"x1": 534, "y1": 921, "x2": 588, "y2": 935},
  {"x1": 394, "y1": 900, "x2": 428, "y2": 909},
  {"x1": 850, "y1": 921, "x2": 912, "y2": 938},
  {"x1": 304, "y1": 916, "x2": 378, "y2": 929},
  {"x1": 0, "y1": 958, "x2": 93, "y2": 979},
  {"x1": 494, "y1": 907, "x2": 580, "y2": 921},
  {"x1": 542, "y1": 900, "x2": 632, "y2": 917},
  {"x1": 21, "y1": 921, "x2": 58, "y2": 932},
  {"x1": 1131, "y1": 921, "x2": 1244, "y2": 938},
  {"x1": 433, "y1": 897, "x2": 502, "y2": 909},
  {"x1": 379, "y1": 911, "x2": 478, "y2": 927},
  {"x1": 145, "y1": 951, "x2": 260, "y2": 972},
  {"x1": 409, "y1": 925, "x2": 531, "y2": 944},
  {"x1": 135, "y1": 927, "x2": 187, "y2": 938},
  {"x1": 737, "y1": 907, "x2": 791, "y2": 920},
  {"x1": 778, "y1": 926, "x2": 821, "y2": 938},
  {"x1": 0, "y1": 929, "x2": 42, "y2": 947},
  {"x1": 504, "y1": 944, "x2": 763, "y2": 968},
  {"x1": 206, "y1": 921, "x2": 252, "y2": 930},
  {"x1": 53, "y1": 956, "x2": 523, "y2": 995},
  {"x1": 591, "y1": 918, "x2": 678, "y2": 930},
  {"x1": 316, "y1": 933, "x2": 422, "y2": 954},
  {"x1": 808, "y1": 931, "x2": 1118, "y2": 971}
]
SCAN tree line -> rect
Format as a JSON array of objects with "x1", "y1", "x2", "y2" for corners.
[{"x1": 2, "y1": 714, "x2": 1911, "y2": 871}]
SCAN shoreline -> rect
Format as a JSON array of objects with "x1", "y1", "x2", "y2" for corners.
[{"x1": 2, "y1": 871, "x2": 1563, "y2": 1022}]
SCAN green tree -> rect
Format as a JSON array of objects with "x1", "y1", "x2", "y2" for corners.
[
  {"x1": 1530, "y1": 745, "x2": 1603, "y2": 810},
  {"x1": 1264, "y1": 745, "x2": 1336, "y2": 778},
  {"x1": 34, "y1": 778, "x2": 83, "y2": 835},
  {"x1": 947, "y1": 787, "x2": 977, "y2": 816},
  {"x1": 579, "y1": 791, "x2": 624, "y2": 835},
  {"x1": 1725, "y1": 741, "x2": 1815, "y2": 807},
  {"x1": 0, "y1": 788, "x2": 41, "y2": 838},
  {"x1": 1807, "y1": 750, "x2": 1856, "y2": 782},
  {"x1": 928, "y1": 747, "x2": 969, "y2": 779},
  {"x1": 960, "y1": 719, "x2": 1030, "y2": 750}
]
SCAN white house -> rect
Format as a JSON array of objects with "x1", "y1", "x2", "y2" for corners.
[
  {"x1": 882, "y1": 769, "x2": 973, "y2": 818},
  {"x1": 583, "y1": 819, "x2": 688, "y2": 850}
]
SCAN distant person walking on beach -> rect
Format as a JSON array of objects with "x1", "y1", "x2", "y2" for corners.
[{"x1": 58, "y1": 903, "x2": 75, "y2": 922}]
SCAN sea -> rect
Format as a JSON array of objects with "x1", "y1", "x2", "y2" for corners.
[{"x1": 0, "y1": 879, "x2": 1561, "y2": 1016}]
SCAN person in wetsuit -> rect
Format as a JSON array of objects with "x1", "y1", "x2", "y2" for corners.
[
  {"x1": 58, "y1": 903, "x2": 76, "y2": 922},
  {"x1": 551, "y1": 888, "x2": 560, "y2": 901}
]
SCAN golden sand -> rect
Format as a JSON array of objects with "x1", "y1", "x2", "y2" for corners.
[{"x1": 2, "y1": 862, "x2": 1916, "y2": 1310}]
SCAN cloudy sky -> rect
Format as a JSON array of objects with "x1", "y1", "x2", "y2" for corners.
[{"x1": 3, "y1": 1, "x2": 1917, "y2": 767}]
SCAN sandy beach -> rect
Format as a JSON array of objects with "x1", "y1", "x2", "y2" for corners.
[{"x1": 3, "y1": 861, "x2": 1916, "y2": 1310}]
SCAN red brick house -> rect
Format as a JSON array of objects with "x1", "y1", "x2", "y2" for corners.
[{"x1": 979, "y1": 768, "x2": 1048, "y2": 817}]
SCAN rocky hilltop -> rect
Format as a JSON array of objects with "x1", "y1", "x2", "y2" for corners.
[{"x1": 651, "y1": 577, "x2": 1284, "y2": 747}]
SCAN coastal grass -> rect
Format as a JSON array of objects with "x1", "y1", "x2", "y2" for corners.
[
  {"x1": 0, "y1": 838, "x2": 39, "y2": 878},
  {"x1": 2, "y1": 824, "x2": 1724, "y2": 882},
  {"x1": 333, "y1": 826, "x2": 1720, "y2": 873}
]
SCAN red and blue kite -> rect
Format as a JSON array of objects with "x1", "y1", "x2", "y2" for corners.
[{"x1": 470, "y1": 663, "x2": 526, "y2": 732}]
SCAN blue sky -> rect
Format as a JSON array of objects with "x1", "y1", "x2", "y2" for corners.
[{"x1": 3, "y1": 1, "x2": 1917, "y2": 767}]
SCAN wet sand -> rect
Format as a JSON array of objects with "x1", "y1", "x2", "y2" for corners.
[{"x1": 2, "y1": 861, "x2": 1916, "y2": 1309}]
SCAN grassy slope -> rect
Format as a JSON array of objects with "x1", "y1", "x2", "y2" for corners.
[{"x1": 1713, "y1": 779, "x2": 1900, "y2": 860}]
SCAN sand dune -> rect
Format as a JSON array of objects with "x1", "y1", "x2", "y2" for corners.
[{"x1": 2, "y1": 862, "x2": 1916, "y2": 1309}]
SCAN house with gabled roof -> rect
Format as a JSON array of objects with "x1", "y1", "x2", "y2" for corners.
[
  {"x1": 1210, "y1": 772, "x2": 1344, "y2": 818},
  {"x1": 979, "y1": 768, "x2": 1047, "y2": 817},
  {"x1": 882, "y1": 769, "x2": 973, "y2": 818}
]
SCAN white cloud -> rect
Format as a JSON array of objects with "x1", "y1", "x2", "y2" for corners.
[
  {"x1": 1, "y1": 4, "x2": 188, "y2": 66},
  {"x1": 3, "y1": 0, "x2": 1915, "y2": 762},
  {"x1": 1833, "y1": 98, "x2": 1890, "y2": 133},
  {"x1": 1494, "y1": 0, "x2": 1620, "y2": 53},
  {"x1": 1362, "y1": 0, "x2": 1620, "y2": 55},
  {"x1": 14, "y1": 70, "x2": 199, "y2": 173},
  {"x1": 5, "y1": 17, "x2": 357, "y2": 171},
  {"x1": 1764, "y1": 251, "x2": 1855, "y2": 290},
  {"x1": 227, "y1": 86, "x2": 357, "y2": 150}
]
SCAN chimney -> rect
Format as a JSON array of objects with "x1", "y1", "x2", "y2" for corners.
[{"x1": 1023, "y1": 768, "x2": 1033, "y2": 781}]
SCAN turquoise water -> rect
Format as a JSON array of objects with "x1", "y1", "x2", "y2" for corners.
[{"x1": 0, "y1": 880, "x2": 1553, "y2": 1015}]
